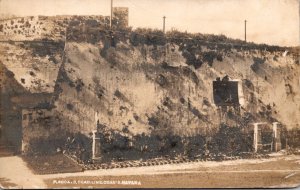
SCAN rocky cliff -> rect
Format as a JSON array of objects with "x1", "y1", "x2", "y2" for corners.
[{"x1": 0, "y1": 16, "x2": 299, "y2": 153}]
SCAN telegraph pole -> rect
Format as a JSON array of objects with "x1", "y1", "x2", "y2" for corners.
[
  {"x1": 244, "y1": 20, "x2": 247, "y2": 42},
  {"x1": 163, "y1": 16, "x2": 166, "y2": 33},
  {"x1": 110, "y1": 0, "x2": 113, "y2": 29},
  {"x1": 299, "y1": 0, "x2": 300, "y2": 65}
]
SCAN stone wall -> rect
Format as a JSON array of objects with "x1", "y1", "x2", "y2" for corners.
[
  {"x1": 112, "y1": 7, "x2": 129, "y2": 29},
  {"x1": 21, "y1": 108, "x2": 60, "y2": 153}
]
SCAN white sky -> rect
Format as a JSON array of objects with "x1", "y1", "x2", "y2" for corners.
[{"x1": 0, "y1": 0, "x2": 299, "y2": 46}]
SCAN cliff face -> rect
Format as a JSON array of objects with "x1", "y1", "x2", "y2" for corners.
[
  {"x1": 55, "y1": 42, "x2": 209, "y2": 136},
  {"x1": 0, "y1": 41, "x2": 64, "y2": 93},
  {"x1": 0, "y1": 16, "x2": 299, "y2": 146},
  {"x1": 52, "y1": 40, "x2": 299, "y2": 138}
]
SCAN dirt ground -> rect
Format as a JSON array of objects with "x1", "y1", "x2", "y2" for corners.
[
  {"x1": 22, "y1": 154, "x2": 83, "y2": 174},
  {"x1": 0, "y1": 156, "x2": 45, "y2": 188},
  {"x1": 1, "y1": 154, "x2": 300, "y2": 188},
  {"x1": 42, "y1": 154, "x2": 300, "y2": 188},
  {"x1": 44, "y1": 171, "x2": 300, "y2": 188}
]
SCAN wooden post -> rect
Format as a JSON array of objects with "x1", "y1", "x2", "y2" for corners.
[
  {"x1": 110, "y1": 0, "x2": 113, "y2": 29},
  {"x1": 163, "y1": 16, "x2": 166, "y2": 34},
  {"x1": 244, "y1": 20, "x2": 247, "y2": 42}
]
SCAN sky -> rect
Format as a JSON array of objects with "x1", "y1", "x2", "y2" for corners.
[{"x1": 0, "y1": 0, "x2": 299, "y2": 46}]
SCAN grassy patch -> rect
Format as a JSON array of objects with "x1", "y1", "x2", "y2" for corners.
[{"x1": 22, "y1": 154, "x2": 83, "y2": 175}]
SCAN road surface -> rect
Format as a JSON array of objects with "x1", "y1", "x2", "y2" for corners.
[{"x1": 1, "y1": 154, "x2": 300, "y2": 188}]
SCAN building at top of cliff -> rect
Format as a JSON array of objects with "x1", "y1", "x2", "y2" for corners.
[{"x1": 112, "y1": 7, "x2": 129, "y2": 29}]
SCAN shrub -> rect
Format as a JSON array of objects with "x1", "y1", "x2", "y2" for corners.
[
  {"x1": 211, "y1": 124, "x2": 248, "y2": 155},
  {"x1": 130, "y1": 28, "x2": 166, "y2": 46}
]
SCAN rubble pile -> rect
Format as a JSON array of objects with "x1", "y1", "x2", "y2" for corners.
[{"x1": 64, "y1": 152, "x2": 270, "y2": 171}]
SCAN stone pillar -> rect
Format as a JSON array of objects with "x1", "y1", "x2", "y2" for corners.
[
  {"x1": 92, "y1": 129, "x2": 101, "y2": 161},
  {"x1": 253, "y1": 123, "x2": 258, "y2": 152},
  {"x1": 92, "y1": 130, "x2": 97, "y2": 160},
  {"x1": 272, "y1": 122, "x2": 281, "y2": 152}
]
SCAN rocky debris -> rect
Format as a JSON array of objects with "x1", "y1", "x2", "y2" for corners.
[
  {"x1": 71, "y1": 153, "x2": 271, "y2": 171},
  {"x1": 22, "y1": 154, "x2": 83, "y2": 174}
]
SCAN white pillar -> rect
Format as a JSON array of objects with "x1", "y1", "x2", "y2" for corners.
[
  {"x1": 273, "y1": 122, "x2": 278, "y2": 137},
  {"x1": 253, "y1": 123, "x2": 258, "y2": 152},
  {"x1": 92, "y1": 130, "x2": 97, "y2": 160},
  {"x1": 273, "y1": 122, "x2": 280, "y2": 152}
]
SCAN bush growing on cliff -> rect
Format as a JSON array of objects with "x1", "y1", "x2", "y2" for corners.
[
  {"x1": 130, "y1": 28, "x2": 166, "y2": 46},
  {"x1": 210, "y1": 124, "x2": 252, "y2": 155},
  {"x1": 26, "y1": 130, "x2": 93, "y2": 164}
]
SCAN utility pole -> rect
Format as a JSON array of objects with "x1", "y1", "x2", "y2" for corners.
[
  {"x1": 244, "y1": 20, "x2": 247, "y2": 43},
  {"x1": 298, "y1": 0, "x2": 300, "y2": 65},
  {"x1": 110, "y1": 0, "x2": 113, "y2": 29},
  {"x1": 163, "y1": 16, "x2": 166, "y2": 33}
]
